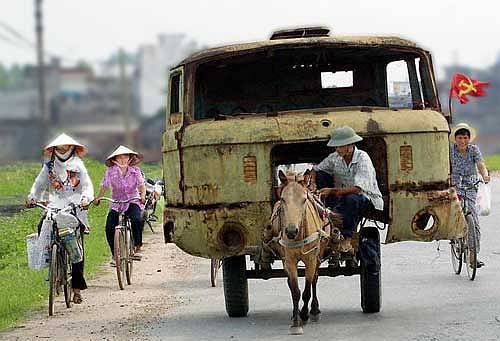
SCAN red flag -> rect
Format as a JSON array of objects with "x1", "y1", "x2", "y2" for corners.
[{"x1": 450, "y1": 73, "x2": 490, "y2": 104}]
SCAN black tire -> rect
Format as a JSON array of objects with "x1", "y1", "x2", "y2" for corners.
[
  {"x1": 125, "y1": 228, "x2": 133, "y2": 285},
  {"x1": 359, "y1": 226, "x2": 381, "y2": 313},
  {"x1": 114, "y1": 229, "x2": 125, "y2": 290},
  {"x1": 222, "y1": 255, "x2": 249, "y2": 317},
  {"x1": 450, "y1": 239, "x2": 463, "y2": 275},
  {"x1": 48, "y1": 244, "x2": 58, "y2": 316},
  {"x1": 63, "y1": 251, "x2": 72, "y2": 308},
  {"x1": 464, "y1": 215, "x2": 477, "y2": 281}
]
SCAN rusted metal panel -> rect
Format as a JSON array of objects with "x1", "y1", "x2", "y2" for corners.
[
  {"x1": 386, "y1": 189, "x2": 466, "y2": 243},
  {"x1": 176, "y1": 36, "x2": 421, "y2": 67},
  {"x1": 182, "y1": 144, "x2": 273, "y2": 205},
  {"x1": 162, "y1": 149, "x2": 183, "y2": 205},
  {"x1": 385, "y1": 132, "x2": 450, "y2": 188},
  {"x1": 242, "y1": 156, "x2": 257, "y2": 184},
  {"x1": 181, "y1": 109, "x2": 448, "y2": 148},
  {"x1": 165, "y1": 202, "x2": 272, "y2": 258}
]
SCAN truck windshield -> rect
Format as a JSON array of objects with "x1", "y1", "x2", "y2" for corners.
[{"x1": 194, "y1": 46, "x2": 438, "y2": 120}]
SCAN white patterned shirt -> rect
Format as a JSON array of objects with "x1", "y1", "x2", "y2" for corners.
[{"x1": 313, "y1": 147, "x2": 384, "y2": 210}]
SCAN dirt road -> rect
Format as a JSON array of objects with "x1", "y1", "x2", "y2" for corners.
[{"x1": 2, "y1": 231, "x2": 193, "y2": 340}]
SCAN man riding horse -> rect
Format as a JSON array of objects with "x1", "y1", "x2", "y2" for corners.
[{"x1": 311, "y1": 125, "x2": 384, "y2": 253}]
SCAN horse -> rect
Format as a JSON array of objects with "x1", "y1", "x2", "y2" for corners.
[{"x1": 267, "y1": 170, "x2": 342, "y2": 334}]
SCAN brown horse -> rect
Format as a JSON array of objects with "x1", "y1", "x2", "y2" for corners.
[{"x1": 269, "y1": 170, "x2": 341, "y2": 334}]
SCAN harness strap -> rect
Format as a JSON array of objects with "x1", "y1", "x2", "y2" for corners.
[{"x1": 279, "y1": 231, "x2": 320, "y2": 248}]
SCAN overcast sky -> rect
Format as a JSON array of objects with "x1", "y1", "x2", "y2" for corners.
[{"x1": 1, "y1": 0, "x2": 499, "y2": 77}]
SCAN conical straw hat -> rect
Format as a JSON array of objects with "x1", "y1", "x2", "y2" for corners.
[
  {"x1": 105, "y1": 145, "x2": 143, "y2": 167},
  {"x1": 44, "y1": 133, "x2": 86, "y2": 157}
]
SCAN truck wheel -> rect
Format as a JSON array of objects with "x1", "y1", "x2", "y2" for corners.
[
  {"x1": 222, "y1": 255, "x2": 249, "y2": 317},
  {"x1": 359, "y1": 226, "x2": 381, "y2": 313}
]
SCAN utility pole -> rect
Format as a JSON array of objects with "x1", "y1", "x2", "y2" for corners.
[
  {"x1": 119, "y1": 48, "x2": 133, "y2": 147},
  {"x1": 35, "y1": 0, "x2": 48, "y2": 145}
]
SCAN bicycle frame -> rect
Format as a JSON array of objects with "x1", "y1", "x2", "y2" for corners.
[
  {"x1": 32, "y1": 203, "x2": 80, "y2": 315},
  {"x1": 99, "y1": 197, "x2": 139, "y2": 290}
]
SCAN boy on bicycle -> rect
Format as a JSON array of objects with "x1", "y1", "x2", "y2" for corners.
[{"x1": 450, "y1": 123, "x2": 490, "y2": 268}]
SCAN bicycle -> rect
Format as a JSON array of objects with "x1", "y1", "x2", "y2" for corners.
[
  {"x1": 141, "y1": 179, "x2": 164, "y2": 233},
  {"x1": 30, "y1": 203, "x2": 84, "y2": 316},
  {"x1": 98, "y1": 197, "x2": 139, "y2": 290},
  {"x1": 450, "y1": 179, "x2": 482, "y2": 281}
]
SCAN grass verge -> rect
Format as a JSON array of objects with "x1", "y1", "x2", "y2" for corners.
[
  {"x1": 485, "y1": 154, "x2": 500, "y2": 172},
  {"x1": 0, "y1": 159, "x2": 161, "y2": 330}
]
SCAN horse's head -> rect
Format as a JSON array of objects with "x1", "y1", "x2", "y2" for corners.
[{"x1": 278, "y1": 170, "x2": 308, "y2": 240}]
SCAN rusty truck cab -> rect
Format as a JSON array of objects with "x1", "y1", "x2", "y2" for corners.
[{"x1": 162, "y1": 29, "x2": 466, "y2": 314}]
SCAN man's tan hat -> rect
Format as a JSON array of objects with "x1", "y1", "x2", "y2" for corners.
[
  {"x1": 44, "y1": 133, "x2": 86, "y2": 157},
  {"x1": 450, "y1": 122, "x2": 477, "y2": 144},
  {"x1": 327, "y1": 126, "x2": 363, "y2": 147},
  {"x1": 105, "y1": 145, "x2": 143, "y2": 167}
]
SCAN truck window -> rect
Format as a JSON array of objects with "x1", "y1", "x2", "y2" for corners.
[
  {"x1": 194, "y1": 48, "x2": 437, "y2": 119},
  {"x1": 170, "y1": 73, "x2": 181, "y2": 114},
  {"x1": 387, "y1": 58, "x2": 426, "y2": 109}
]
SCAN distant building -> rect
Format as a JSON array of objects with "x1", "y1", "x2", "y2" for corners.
[
  {"x1": 392, "y1": 81, "x2": 410, "y2": 96},
  {"x1": 133, "y1": 33, "x2": 202, "y2": 117}
]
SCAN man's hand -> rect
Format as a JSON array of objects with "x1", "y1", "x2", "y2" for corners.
[
  {"x1": 484, "y1": 175, "x2": 491, "y2": 184},
  {"x1": 319, "y1": 187, "x2": 339, "y2": 198},
  {"x1": 94, "y1": 197, "x2": 101, "y2": 206},
  {"x1": 140, "y1": 196, "x2": 146, "y2": 204}
]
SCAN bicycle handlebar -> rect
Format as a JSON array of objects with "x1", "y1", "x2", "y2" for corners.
[
  {"x1": 28, "y1": 202, "x2": 81, "y2": 214},
  {"x1": 98, "y1": 197, "x2": 141, "y2": 204}
]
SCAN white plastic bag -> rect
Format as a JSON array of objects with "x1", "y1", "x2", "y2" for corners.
[
  {"x1": 476, "y1": 182, "x2": 491, "y2": 216},
  {"x1": 35, "y1": 218, "x2": 53, "y2": 269},
  {"x1": 26, "y1": 233, "x2": 40, "y2": 269}
]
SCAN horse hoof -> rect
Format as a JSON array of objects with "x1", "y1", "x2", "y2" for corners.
[
  {"x1": 289, "y1": 326, "x2": 304, "y2": 335},
  {"x1": 310, "y1": 314, "x2": 320, "y2": 323}
]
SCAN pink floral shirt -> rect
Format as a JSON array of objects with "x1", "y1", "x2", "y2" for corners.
[{"x1": 101, "y1": 165, "x2": 145, "y2": 212}]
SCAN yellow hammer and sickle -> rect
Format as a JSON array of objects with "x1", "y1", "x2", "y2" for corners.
[{"x1": 457, "y1": 77, "x2": 477, "y2": 97}]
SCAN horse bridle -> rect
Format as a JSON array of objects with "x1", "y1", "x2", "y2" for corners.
[{"x1": 275, "y1": 187, "x2": 324, "y2": 252}]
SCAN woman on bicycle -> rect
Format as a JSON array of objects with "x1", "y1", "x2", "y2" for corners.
[
  {"x1": 95, "y1": 146, "x2": 146, "y2": 263},
  {"x1": 27, "y1": 133, "x2": 93, "y2": 304},
  {"x1": 450, "y1": 123, "x2": 490, "y2": 268}
]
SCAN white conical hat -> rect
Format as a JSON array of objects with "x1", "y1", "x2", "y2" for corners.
[
  {"x1": 105, "y1": 145, "x2": 143, "y2": 166},
  {"x1": 44, "y1": 133, "x2": 86, "y2": 156}
]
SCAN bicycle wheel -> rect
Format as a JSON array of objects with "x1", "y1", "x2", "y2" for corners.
[
  {"x1": 464, "y1": 215, "x2": 477, "y2": 281},
  {"x1": 63, "y1": 250, "x2": 72, "y2": 308},
  {"x1": 48, "y1": 244, "x2": 58, "y2": 316},
  {"x1": 114, "y1": 229, "x2": 126, "y2": 290},
  {"x1": 450, "y1": 239, "x2": 463, "y2": 275},
  {"x1": 125, "y1": 228, "x2": 133, "y2": 285},
  {"x1": 210, "y1": 258, "x2": 222, "y2": 287}
]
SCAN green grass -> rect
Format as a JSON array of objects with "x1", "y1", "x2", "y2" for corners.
[
  {"x1": 0, "y1": 159, "x2": 161, "y2": 330},
  {"x1": 485, "y1": 154, "x2": 500, "y2": 171}
]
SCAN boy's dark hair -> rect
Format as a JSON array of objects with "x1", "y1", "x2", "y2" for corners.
[{"x1": 455, "y1": 128, "x2": 470, "y2": 138}]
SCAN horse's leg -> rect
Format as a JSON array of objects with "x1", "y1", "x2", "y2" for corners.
[
  {"x1": 285, "y1": 258, "x2": 303, "y2": 335},
  {"x1": 310, "y1": 262, "x2": 321, "y2": 322},
  {"x1": 299, "y1": 258, "x2": 315, "y2": 323}
]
